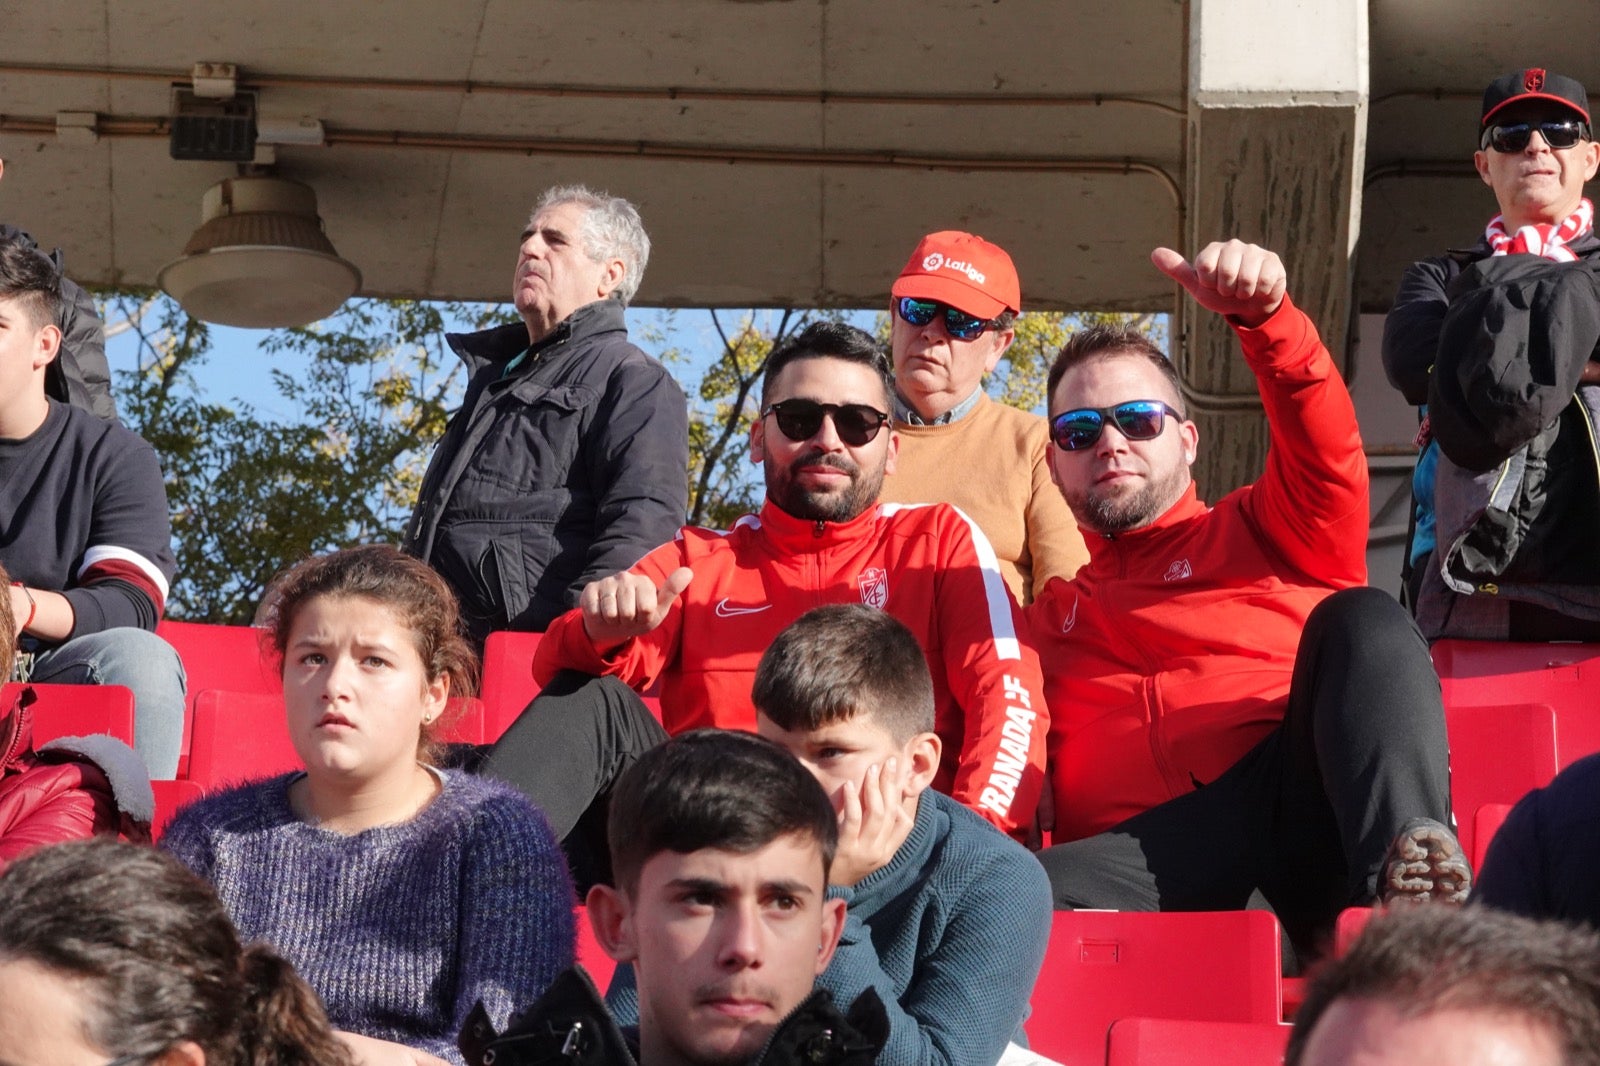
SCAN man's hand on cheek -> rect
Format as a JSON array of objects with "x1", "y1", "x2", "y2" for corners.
[{"x1": 829, "y1": 759, "x2": 914, "y2": 887}]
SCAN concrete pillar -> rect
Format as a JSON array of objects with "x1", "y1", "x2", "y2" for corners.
[{"x1": 1181, "y1": 0, "x2": 1368, "y2": 500}]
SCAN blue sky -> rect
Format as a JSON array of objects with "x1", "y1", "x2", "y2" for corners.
[{"x1": 102, "y1": 303, "x2": 880, "y2": 419}]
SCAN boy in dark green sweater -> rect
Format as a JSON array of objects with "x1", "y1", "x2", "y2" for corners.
[{"x1": 754, "y1": 605, "x2": 1054, "y2": 1066}]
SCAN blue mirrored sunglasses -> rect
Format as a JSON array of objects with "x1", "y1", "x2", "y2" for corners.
[
  {"x1": 1049, "y1": 400, "x2": 1183, "y2": 451},
  {"x1": 895, "y1": 297, "x2": 1000, "y2": 341}
]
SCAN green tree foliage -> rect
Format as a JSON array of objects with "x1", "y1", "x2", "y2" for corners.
[
  {"x1": 102, "y1": 292, "x2": 507, "y2": 623},
  {"x1": 989, "y1": 311, "x2": 1166, "y2": 413},
  {"x1": 685, "y1": 309, "x2": 839, "y2": 528}
]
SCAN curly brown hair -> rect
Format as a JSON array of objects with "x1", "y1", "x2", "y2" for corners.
[{"x1": 262, "y1": 545, "x2": 478, "y2": 764}]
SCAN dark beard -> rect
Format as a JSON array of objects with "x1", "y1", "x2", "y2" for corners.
[
  {"x1": 1068, "y1": 464, "x2": 1190, "y2": 535},
  {"x1": 766, "y1": 449, "x2": 884, "y2": 523}
]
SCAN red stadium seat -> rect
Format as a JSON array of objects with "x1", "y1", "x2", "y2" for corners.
[
  {"x1": 1027, "y1": 910, "x2": 1283, "y2": 1065},
  {"x1": 5, "y1": 681, "x2": 136, "y2": 747},
  {"x1": 1107, "y1": 1017, "x2": 1290, "y2": 1066},
  {"x1": 186, "y1": 690, "x2": 297, "y2": 788},
  {"x1": 151, "y1": 778, "x2": 206, "y2": 840},
  {"x1": 573, "y1": 905, "x2": 616, "y2": 992},
  {"x1": 479, "y1": 631, "x2": 544, "y2": 742},
  {"x1": 1433, "y1": 639, "x2": 1600, "y2": 767},
  {"x1": 185, "y1": 689, "x2": 483, "y2": 787},
  {"x1": 1334, "y1": 906, "x2": 1373, "y2": 957},
  {"x1": 157, "y1": 620, "x2": 280, "y2": 777},
  {"x1": 479, "y1": 630, "x2": 663, "y2": 742},
  {"x1": 1472, "y1": 803, "x2": 1514, "y2": 871},
  {"x1": 1443, "y1": 702, "x2": 1558, "y2": 859}
]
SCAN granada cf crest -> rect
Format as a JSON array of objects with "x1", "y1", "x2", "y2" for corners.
[
  {"x1": 858, "y1": 567, "x2": 889, "y2": 609},
  {"x1": 1525, "y1": 68, "x2": 1547, "y2": 92}
]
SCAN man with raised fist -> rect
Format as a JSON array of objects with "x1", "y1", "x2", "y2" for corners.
[{"x1": 1029, "y1": 241, "x2": 1464, "y2": 958}]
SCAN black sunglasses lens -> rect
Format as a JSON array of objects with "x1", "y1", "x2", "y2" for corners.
[
  {"x1": 1490, "y1": 124, "x2": 1533, "y2": 152},
  {"x1": 1543, "y1": 121, "x2": 1585, "y2": 148},
  {"x1": 1112, "y1": 403, "x2": 1168, "y2": 440},
  {"x1": 1052, "y1": 410, "x2": 1106, "y2": 451},
  {"x1": 898, "y1": 298, "x2": 938, "y2": 327},
  {"x1": 773, "y1": 402, "x2": 825, "y2": 442},
  {"x1": 831, "y1": 406, "x2": 884, "y2": 446}
]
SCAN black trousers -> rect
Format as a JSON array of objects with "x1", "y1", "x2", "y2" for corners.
[
  {"x1": 477, "y1": 670, "x2": 669, "y2": 892},
  {"x1": 1037, "y1": 587, "x2": 1452, "y2": 957}
]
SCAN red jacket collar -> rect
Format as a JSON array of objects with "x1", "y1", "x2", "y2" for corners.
[
  {"x1": 756, "y1": 500, "x2": 881, "y2": 553},
  {"x1": 1083, "y1": 483, "x2": 1209, "y2": 563}
]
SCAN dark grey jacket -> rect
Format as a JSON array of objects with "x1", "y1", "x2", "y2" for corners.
[
  {"x1": 403, "y1": 300, "x2": 688, "y2": 640},
  {"x1": 459, "y1": 967, "x2": 888, "y2": 1066}
]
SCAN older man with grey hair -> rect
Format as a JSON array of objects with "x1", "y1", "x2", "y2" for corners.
[{"x1": 405, "y1": 184, "x2": 689, "y2": 638}]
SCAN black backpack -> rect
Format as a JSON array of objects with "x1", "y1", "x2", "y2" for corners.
[{"x1": 0, "y1": 225, "x2": 117, "y2": 423}]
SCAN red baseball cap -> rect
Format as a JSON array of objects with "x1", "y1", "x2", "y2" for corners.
[{"x1": 891, "y1": 231, "x2": 1021, "y2": 319}]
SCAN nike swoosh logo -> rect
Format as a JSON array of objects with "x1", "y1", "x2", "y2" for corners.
[
  {"x1": 1061, "y1": 595, "x2": 1079, "y2": 634},
  {"x1": 716, "y1": 599, "x2": 772, "y2": 618}
]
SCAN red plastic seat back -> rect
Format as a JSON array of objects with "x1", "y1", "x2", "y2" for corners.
[
  {"x1": 479, "y1": 631, "x2": 544, "y2": 742},
  {"x1": 157, "y1": 620, "x2": 281, "y2": 776},
  {"x1": 7, "y1": 682, "x2": 136, "y2": 747},
  {"x1": 1433, "y1": 639, "x2": 1600, "y2": 767},
  {"x1": 1443, "y1": 702, "x2": 1557, "y2": 859},
  {"x1": 1107, "y1": 1017, "x2": 1290, "y2": 1066},
  {"x1": 574, "y1": 905, "x2": 617, "y2": 992},
  {"x1": 1473, "y1": 803, "x2": 1515, "y2": 871},
  {"x1": 1027, "y1": 910, "x2": 1283, "y2": 1065},
  {"x1": 1334, "y1": 906, "x2": 1373, "y2": 957},
  {"x1": 186, "y1": 691, "x2": 298, "y2": 788},
  {"x1": 158, "y1": 620, "x2": 281, "y2": 698},
  {"x1": 186, "y1": 690, "x2": 485, "y2": 788},
  {"x1": 151, "y1": 778, "x2": 206, "y2": 840}
]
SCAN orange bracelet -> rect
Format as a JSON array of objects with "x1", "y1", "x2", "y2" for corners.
[{"x1": 11, "y1": 583, "x2": 35, "y2": 632}]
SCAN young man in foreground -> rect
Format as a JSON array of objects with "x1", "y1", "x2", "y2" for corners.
[{"x1": 461, "y1": 729, "x2": 888, "y2": 1066}]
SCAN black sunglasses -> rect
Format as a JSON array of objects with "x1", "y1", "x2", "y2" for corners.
[
  {"x1": 1481, "y1": 118, "x2": 1591, "y2": 153},
  {"x1": 1049, "y1": 400, "x2": 1183, "y2": 451},
  {"x1": 762, "y1": 399, "x2": 890, "y2": 447},
  {"x1": 895, "y1": 297, "x2": 1001, "y2": 342}
]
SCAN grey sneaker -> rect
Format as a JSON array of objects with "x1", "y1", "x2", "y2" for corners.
[{"x1": 1379, "y1": 817, "x2": 1472, "y2": 905}]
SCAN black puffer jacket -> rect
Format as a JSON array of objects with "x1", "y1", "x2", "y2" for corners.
[
  {"x1": 459, "y1": 968, "x2": 889, "y2": 1066},
  {"x1": 403, "y1": 300, "x2": 689, "y2": 640}
]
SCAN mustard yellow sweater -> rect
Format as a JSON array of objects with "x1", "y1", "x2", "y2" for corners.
[{"x1": 881, "y1": 394, "x2": 1087, "y2": 604}]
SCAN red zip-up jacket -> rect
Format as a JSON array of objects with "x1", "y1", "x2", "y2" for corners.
[
  {"x1": 1027, "y1": 296, "x2": 1369, "y2": 842},
  {"x1": 537, "y1": 500, "x2": 1048, "y2": 838}
]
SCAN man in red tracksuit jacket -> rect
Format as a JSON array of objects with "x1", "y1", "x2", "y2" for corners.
[
  {"x1": 1028, "y1": 241, "x2": 1465, "y2": 955},
  {"x1": 479, "y1": 321, "x2": 1046, "y2": 883}
]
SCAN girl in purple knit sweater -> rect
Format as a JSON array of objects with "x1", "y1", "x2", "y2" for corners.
[{"x1": 163, "y1": 546, "x2": 574, "y2": 1066}]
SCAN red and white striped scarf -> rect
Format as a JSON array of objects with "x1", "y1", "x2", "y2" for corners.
[{"x1": 1485, "y1": 197, "x2": 1595, "y2": 261}]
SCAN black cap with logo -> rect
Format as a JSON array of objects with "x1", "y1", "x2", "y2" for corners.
[{"x1": 1482, "y1": 67, "x2": 1591, "y2": 128}]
